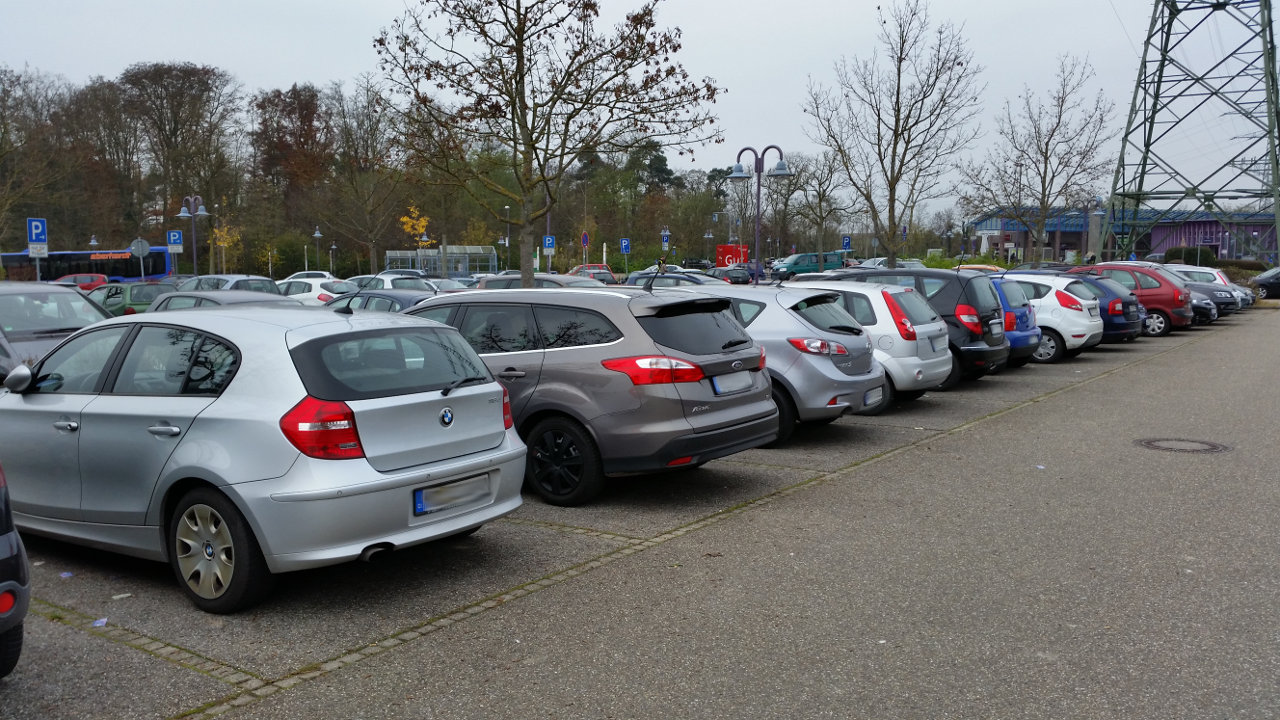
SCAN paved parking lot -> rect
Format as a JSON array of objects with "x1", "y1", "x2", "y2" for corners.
[{"x1": 4, "y1": 310, "x2": 1278, "y2": 718}]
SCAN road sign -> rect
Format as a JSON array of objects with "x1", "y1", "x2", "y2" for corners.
[
  {"x1": 842, "y1": 235, "x2": 852, "y2": 251},
  {"x1": 581, "y1": 231, "x2": 589, "y2": 248},
  {"x1": 27, "y1": 218, "x2": 48, "y2": 258},
  {"x1": 543, "y1": 235, "x2": 555, "y2": 256},
  {"x1": 901, "y1": 225, "x2": 908, "y2": 241},
  {"x1": 167, "y1": 230, "x2": 183, "y2": 254},
  {"x1": 620, "y1": 238, "x2": 631, "y2": 254},
  {"x1": 661, "y1": 230, "x2": 670, "y2": 252},
  {"x1": 130, "y1": 238, "x2": 150, "y2": 258}
]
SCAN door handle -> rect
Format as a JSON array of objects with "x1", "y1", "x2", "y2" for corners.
[
  {"x1": 147, "y1": 424, "x2": 182, "y2": 437},
  {"x1": 52, "y1": 420, "x2": 79, "y2": 432},
  {"x1": 497, "y1": 369, "x2": 527, "y2": 379}
]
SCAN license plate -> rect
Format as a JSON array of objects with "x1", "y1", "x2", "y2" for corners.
[
  {"x1": 929, "y1": 334, "x2": 943, "y2": 352},
  {"x1": 711, "y1": 370, "x2": 752, "y2": 395},
  {"x1": 413, "y1": 475, "x2": 489, "y2": 516},
  {"x1": 1089, "y1": 307, "x2": 1099, "y2": 317}
]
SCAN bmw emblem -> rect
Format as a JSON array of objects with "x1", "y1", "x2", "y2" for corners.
[{"x1": 440, "y1": 408, "x2": 454, "y2": 427}]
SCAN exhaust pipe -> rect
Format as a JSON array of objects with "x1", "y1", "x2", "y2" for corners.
[{"x1": 359, "y1": 543, "x2": 393, "y2": 562}]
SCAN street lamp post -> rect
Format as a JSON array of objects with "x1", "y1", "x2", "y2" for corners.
[
  {"x1": 728, "y1": 145, "x2": 794, "y2": 285},
  {"x1": 175, "y1": 196, "x2": 209, "y2": 276},
  {"x1": 504, "y1": 205, "x2": 511, "y2": 270},
  {"x1": 703, "y1": 229, "x2": 713, "y2": 264},
  {"x1": 330, "y1": 241, "x2": 336, "y2": 274},
  {"x1": 312, "y1": 227, "x2": 323, "y2": 273}
]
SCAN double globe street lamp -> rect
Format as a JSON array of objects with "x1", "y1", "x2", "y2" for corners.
[
  {"x1": 176, "y1": 196, "x2": 210, "y2": 277},
  {"x1": 728, "y1": 146, "x2": 794, "y2": 284}
]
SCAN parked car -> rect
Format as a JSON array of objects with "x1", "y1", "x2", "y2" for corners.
[
  {"x1": 324, "y1": 288, "x2": 438, "y2": 313},
  {"x1": 405, "y1": 288, "x2": 778, "y2": 505},
  {"x1": 572, "y1": 269, "x2": 620, "y2": 284},
  {"x1": 87, "y1": 282, "x2": 177, "y2": 316},
  {"x1": 1060, "y1": 272, "x2": 1144, "y2": 343},
  {"x1": 786, "y1": 280, "x2": 951, "y2": 407},
  {"x1": 1163, "y1": 264, "x2": 1244, "y2": 316},
  {"x1": 623, "y1": 271, "x2": 726, "y2": 287},
  {"x1": 1247, "y1": 266, "x2": 1280, "y2": 299},
  {"x1": 706, "y1": 266, "x2": 753, "y2": 284},
  {"x1": 1188, "y1": 289, "x2": 1219, "y2": 324},
  {"x1": 147, "y1": 290, "x2": 304, "y2": 312},
  {"x1": 0, "y1": 306, "x2": 525, "y2": 612},
  {"x1": 276, "y1": 278, "x2": 359, "y2": 305},
  {"x1": 281, "y1": 270, "x2": 336, "y2": 281},
  {"x1": 771, "y1": 251, "x2": 848, "y2": 280},
  {"x1": 988, "y1": 276, "x2": 1042, "y2": 368},
  {"x1": 375, "y1": 272, "x2": 470, "y2": 293},
  {"x1": 0, "y1": 282, "x2": 112, "y2": 381},
  {"x1": 0, "y1": 460, "x2": 30, "y2": 679},
  {"x1": 1070, "y1": 262, "x2": 1193, "y2": 336},
  {"x1": 567, "y1": 263, "x2": 615, "y2": 276},
  {"x1": 53, "y1": 273, "x2": 109, "y2": 291},
  {"x1": 859, "y1": 257, "x2": 926, "y2": 269},
  {"x1": 802, "y1": 268, "x2": 1009, "y2": 388},
  {"x1": 176, "y1": 274, "x2": 281, "y2": 294},
  {"x1": 475, "y1": 273, "x2": 605, "y2": 289},
  {"x1": 999, "y1": 272, "x2": 1104, "y2": 363},
  {"x1": 684, "y1": 284, "x2": 886, "y2": 440},
  {"x1": 680, "y1": 258, "x2": 713, "y2": 271}
]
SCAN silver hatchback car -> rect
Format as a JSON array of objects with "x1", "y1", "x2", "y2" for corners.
[
  {"x1": 0, "y1": 306, "x2": 525, "y2": 613},
  {"x1": 787, "y1": 280, "x2": 952, "y2": 407},
  {"x1": 406, "y1": 288, "x2": 779, "y2": 506},
  {"x1": 678, "y1": 284, "x2": 887, "y2": 442}
]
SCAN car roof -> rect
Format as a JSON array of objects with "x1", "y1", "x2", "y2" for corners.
[
  {"x1": 92, "y1": 304, "x2": 446, "y2": 344},
  {"x1": 0, "y1": 281, "x2": 86, "y2": 295},
  {"x1": 160, "y1": 290, "x2": 302, "y2": 303}
]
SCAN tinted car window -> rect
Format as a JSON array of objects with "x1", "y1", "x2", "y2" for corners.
[
  {"x1": 366, "y1": 297, "x2": 396, "y2": 312},
  {"x1": 1065, "y1": 280, "x2": 1099, "y2": 300},
  {"x1": 412, "y1": 306, "x2": 455, "y2": 325},
  {"x1": 920, "y1": 277, "x2": 947, "y2": 298},
  {"x1": 841, "y1": 292, "x2": 877, "y2": 325},
  {"x1": 729, "y1": 299, "x2": 767, "y2": 327},
  {"x1": 532, "y1": 305, "x2": 622, "y2": 348},
  {"x1": 636, "y1": 300, "x2": 751, "y2": 355},
  {"x1": 968, "y1": 276, "x2": 1003, "y2": 312},
  {"x1": 132, "y1": 284, "x2": 174, "y2": 303},
  {"x1": 1136, "y1": 272, "x2": 1162, "y2": 289},
  {"x1": 391, "y1": 278, "x2": 431, "y2": 290},
  {"x1": 996, "y1": 280, "x2": 1031, "y2": 308},
  {"x1": 232, "y1": 279, "x2": 279, "y2": 294},
  {"x1": 31, "y1": 327, "x2": 128, "y2": 394},
  {"x1": 112, "y1": 327, "x2": 200, "y2": 395},
  {"x1": 292, "y1": 328, "x2": 489, "y2": 401},
  {"x1": 894, "y1": 288, "x2": 941, "y2": 324},
  {"x1": 458, "y1": 305, "x2": 538, "y2": 353},
  {"x1": 1092, "y1": 277, "x2": 1132, "y2": 297},
  {"x1": 1013, "y1": 280, "x2": 1050, "y2": 300},
  {"x1": 791, "y1": 295, "x2": 862, "y2": 334},
  {"x1": 1102, "y1": 269, "x2": 1137, "y2": 290},
  {"x1": 0, "y1": 290, "x2": 107, "y2": 333}
]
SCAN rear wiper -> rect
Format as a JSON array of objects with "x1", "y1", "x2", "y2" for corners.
[
  {"x1": 721, "y1": 338, "x2": 751, "y2": 350},
  {"x1": 441, "y1": 375, "x2": 487, "y2": 396},
  {"x1": 828, "y1": 324, "x2": 863, "y2": 335}
]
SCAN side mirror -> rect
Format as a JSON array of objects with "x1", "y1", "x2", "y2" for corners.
[{"x1": 3, "y1": 364, "x2": 33, "y2": 393}]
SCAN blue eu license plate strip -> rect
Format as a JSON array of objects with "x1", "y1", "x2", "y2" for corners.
[
  {"x1": 712, "y1": 370, "x2": 752, "y2": 395},
  {"x1": 413, "y1": 475, "x2": 489, "y2": 516}
]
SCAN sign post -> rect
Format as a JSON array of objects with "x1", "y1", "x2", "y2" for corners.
[
  {"x1": 130, "y1": 238, "x2": 150, "y2": 280},
  {"x1": 581, "y1": 231, "x2": 589, "y2": 266},
  {"x1": 27, "y1": 218, "x2": 48, "y2": 281}
]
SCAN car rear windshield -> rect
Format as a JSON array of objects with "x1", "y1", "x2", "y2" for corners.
[
  {"x1": 995, "y1": 280, "x2": 1031, "y2": 308},
  {"x1": 892, "y1": 287, "x2": 941, "y2": 323},
  {"x1": 322, "y1": 281, "x2": 358, "y2": 294},
  {"x1": 234, "y1": 279, "x2": 280, "y2": 294},
  {"x1": 635, "y1": 299, "x2": 752, "y2": 356},
  {"x1": 291, "y1": 327, "x2": 491, "y2": 401},
  {"x1": 1064, "y1": 280, "x2": 1097, "y2": 300},
  {"x1": 790, "y1": 294, "x2": 864, "y2": 335},
  {"x1": 1090, "y1": 277, "x2": 1133, "y2": 298},
  {"x1": 966, "y1": 276, "x2": 1003, "y2": 313}
]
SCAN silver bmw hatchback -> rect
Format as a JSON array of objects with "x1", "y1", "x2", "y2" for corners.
[{"x1": 0, "y1": 306, "x2": 525, "y2": 613}]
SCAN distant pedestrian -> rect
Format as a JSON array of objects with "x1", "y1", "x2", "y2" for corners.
[{"x1": 1086, "y1": 253, "x2": 1097, "y2": 265}]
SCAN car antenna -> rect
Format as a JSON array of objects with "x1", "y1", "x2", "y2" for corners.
[
  {"x1": 642, "y1": 255, "x2": 669, "y2": 293},
  {"x1": 334, "y1": 269, "x2": 375, "y2": 315}
]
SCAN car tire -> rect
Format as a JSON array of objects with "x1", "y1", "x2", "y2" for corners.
[
  {"x1": 169, "y1": 487, "x2": 273, "y2": 614},
  {"x1": 1256, "y1": 286, "x2": 1267, "y2": 299},
  {"x1": 763, "y1": 387, "x2": 797, "y2": 447},
  {"x1": 934, "y1": 351, "x2": 964, "y2": 390},
  {"x1": 0, "y1": 624, "x2": 22, "y2": 679},
  {"x1": 1143, "y1": 309, "x2": 1172, "y2": 337},
  {"x1": 1032, "y1": 329, "x2": 1064, "y2": 363},
  {"x1": 525, "y1": 416, "x2": 604, "y2": 506},
  {"x1": 896, "y1": 388, "x2": 928, "y2": 401}
]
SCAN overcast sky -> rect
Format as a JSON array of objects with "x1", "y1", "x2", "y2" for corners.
[{"x1": 3, "y1": 0, "x2": 1154, "y2": 192}]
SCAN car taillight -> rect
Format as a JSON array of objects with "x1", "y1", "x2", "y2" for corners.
[
  {"x1": 0, "y1": 590, "x2": 13, "y2": 614},
  {"x1": 758, "y1": 345, "x2": 766, "y2": 369},
  {"x1": 601, "y1": 356, "x2": 706, "y2": 384},
  {"x1": 317, "y1": 293, "x2": 334, "y2": 303},
  {"x1": 1055, "y1": 289, "x2": 1084, "y2": 312},
  {"x1": 955, "y1": 303, "x2": 983, "y2": 335},
  {"x1": 1004, "y1": 310, "x2": 1016, "y2": 331},
  {"x1": 279, "y1": 396, "x2": 364, "y2": 459},
  {"x1": 124, "y1": 307, "x2": 137, "y2": 315},
  {"x1": 882, "y1": 290, "x2": 916, "y2": 340},
  {"x1": 502, "y1": 386, "x2": 513, "y2": 429},
  {"x1": 1108, "y1": 298, "x2": 1123, "y2": 315},
  {"x1": 787, "y1": 338, "x2": 849, "y2": 355}
]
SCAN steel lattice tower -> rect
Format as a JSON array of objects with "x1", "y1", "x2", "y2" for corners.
[{"x1": 1104, "y1": 0, "x2": 1279, "y2": 260}]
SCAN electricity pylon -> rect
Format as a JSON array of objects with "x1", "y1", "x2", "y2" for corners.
[{"x1": 1104, "y1": 0, "x2": 1279, "y2": 260}]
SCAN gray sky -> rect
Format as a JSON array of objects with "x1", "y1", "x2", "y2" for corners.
[{"x1": 3, "y1": 1, "x2": 1154, "y2": 185}]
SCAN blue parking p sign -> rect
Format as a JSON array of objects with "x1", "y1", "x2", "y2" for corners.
[
  {"x1": 167, "y1": 230, "x2": 183, "y2": 245},
  {"x1": 543, "y1": 235, "x2": 555, "y2": 249},
  {"x1": 842, "y1": 235, "x2": 851, "y2": 250},
  {"x1": 26, "y1": 218, "x2": 47, "y2": 244},
  {"x1": 620, "y1": 238, "x2": 631, "y2": 255}
]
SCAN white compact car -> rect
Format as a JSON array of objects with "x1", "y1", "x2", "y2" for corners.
[{"x1": 1000, "y1": 273, "x2": 1105, "y2": 363}]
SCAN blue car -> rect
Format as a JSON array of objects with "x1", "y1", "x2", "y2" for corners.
[
  {"x1": 990, "y1": 276, "x2": 1041, "y2": 368},
  {"x1": 1065, "y1": 273, "x2": 1144, "y2": 342}
]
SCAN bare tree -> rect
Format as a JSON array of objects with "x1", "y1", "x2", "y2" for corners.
[
  {"x1": 959, "y1": 55, "x2": 1114, "y2": 266},
  {"x1": 794, "y1": 151, "x2": 855, "y2": 267},
  {"x1": 804, "y1": 0, "x2": 983, "y2": 266},
  {"x1": 0, "y1": 66, "x2": 69, "y2": 250},
  {"x1": 376, "y1": 0, "x2": 722, "y2": 285}
]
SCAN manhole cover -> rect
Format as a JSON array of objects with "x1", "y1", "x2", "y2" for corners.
[{"x1": 1134, "y1": 438, "x2": 1232, "y2": 454}]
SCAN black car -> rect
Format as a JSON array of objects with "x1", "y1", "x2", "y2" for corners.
[
  {"x1": 706, "y1": 266, "x2": 753, "y2": 284},
  {"x1": 1248, "y1": 267, "x2": 1280, "y2": 299},
  {"x1": 801, "y1": 267, "x2": 1009, "y2": 388},
  {"x1": 0, "y1": 460, "x2": 30, "y2": 679},
  {"x1": 324, "y1": 288, "x2": 440, "y2": 313}
]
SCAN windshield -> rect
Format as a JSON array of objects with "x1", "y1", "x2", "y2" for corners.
[
  {"x1": 431, "y1": 279, "x2": 467, "y2": 290},
  {"x1": 792, "y1": 294, "x2": 864, "y2": 335},
  {"x1": 0, "y1": 290, "x2": 109, "y2": 335}
]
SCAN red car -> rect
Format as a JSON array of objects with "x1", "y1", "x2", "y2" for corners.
[
  {"x1": 54, "y1": 273, "x2": 108, "y2": 291},
  {"x1": 1069, "y1": 262, "x2": 1192, "y2": 336}
]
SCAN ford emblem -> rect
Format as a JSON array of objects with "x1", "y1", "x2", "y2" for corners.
[
  {"x1": 731, "y1": 360, "x2": 743, "y2": 370},
  {"x1": 440, "y1": 407, "x2": 454, "y2": 427}
]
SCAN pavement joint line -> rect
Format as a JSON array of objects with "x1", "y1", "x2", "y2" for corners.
[
  {"x1": 27, "y1": 598, "x2": 263, "y2": 691},
  {"x1": 496, "y1": 515, "x2": 647, "y2": 543},
  {"x1": 170, "y1": 323, "x2": 1227, "y2": 718}
]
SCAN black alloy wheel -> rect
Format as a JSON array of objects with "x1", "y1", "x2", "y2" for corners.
[{"x1": 525, "y1": 417, "x2": 604, "y2": 506}]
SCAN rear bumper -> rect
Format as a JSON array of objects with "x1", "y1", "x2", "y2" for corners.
[
  {"x1": 1101, "y1": 318, "x2": 1142, "y2": 342},
  {"x1": 956, "y1": 340, "x2": 1009, "y2": 375},
  {"x1": 603, "y1": 408, "x2": 779, "y2": 475},
  {"x1": 0, "y1": 529, "x2": 30, "y2": 636},
  {"x1": 1006, "y1": 329, "x2": 1042, "y2": 359}
]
